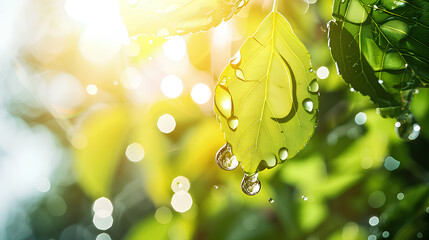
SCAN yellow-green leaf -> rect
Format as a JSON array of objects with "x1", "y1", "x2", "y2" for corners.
[
  {"x1": 119, "y1": 0, "x2": 249, "y2": 37},
  {"x1": 214, "y1": 11, "x2": 319, "y2": 174}
]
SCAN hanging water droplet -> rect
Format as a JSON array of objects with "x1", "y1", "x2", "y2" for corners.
[
  {"x1": 308, "y1": 80, "x2": 319, "y2": 93},
  {"x1": 214, "y1": 185, "x2": 219, "y2": 190},
  {"x1": 394, "y1": 113, "x2": 420, "y2": 141},
  {"x1": 278, "y1": 147, "x2": 288, "y2": 161},
  {"x1": 227, "y1": 116, "x2": 239, "y2": 131},
  {"x1": 219, "y1": 76, "x2": 228, "y2": 86},
  {"x1": 215, "y1": 143, "x2": 239, "y2": 171},
  {"x1": 302, "y1": 195, "x2": 308, "y2": 201},
  {"x1": 241, "y1": 173, "x2": 261, "y2": 196},
  {"x1": 235, "y1": 69, "x2": 245, "y2": 81},
  {"x1": 309, "y1": 68, "x2": 314, "y2": 73},
  {"x1": 230, "y1": 51, "x2": 241, "y2": 68},
  {"x1": 214, "y1": 87, "x2": 233, "y2": 118},
  {"x1": 302, "y1": 98, "x2": 314, "y2": 113},
  {"x1": 268, "y1": 198, "x2": 274, "y2": 203}
]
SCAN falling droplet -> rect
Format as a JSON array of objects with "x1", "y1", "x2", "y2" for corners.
[
  {"x1": 227, "y1": 116, "x2": 239, "y2": 131},
  {"x1": 219, "y1": 76, "x2": 228, "y2": 86},
  {"x1": 308, "y1": 80, "x2": 319, "y2": 93},
  {"x1": 230, "y1": 51, "x2": 241, "y2": 68},
  {"x1": 302, "y1": 195, "x2": 308, "y2": 201},
  {"x1": 302, "y1": 98, "x2": 314, "y2": 113},
  {"x1": 278, "y1": 147, "x2": 288, "y2": 161},
  {"x1": 394, "y1": 113, "x2": 420, "y2": 141},
  {"x1": 268, "y1": 198, "x2": 274, "y2": 203},
  {"x1": 235, "y1": 69, "x2": 245, "y2": 81},
  {"x1": 215, "y1": 143, "x2": 239, "y2": 171},
  {"x1": 214, "y1": 185, "x2": 219, "y2": 189},
  {"x1": 214, "y1": 87, "x2": 233, "y2": 118},
  {"x1": 241, "y1": 173, "x2": 261, "y2": 196}
]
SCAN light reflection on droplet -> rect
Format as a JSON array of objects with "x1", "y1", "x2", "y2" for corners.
[
  {"x1": 155, "y1": 207, "x2": 173, "y2": 224},
  {"x1": 161, "y1": 75, "x2": 183, "y2": 98},
  {"x1": 316, "y1": 66, "x2": 329, "y2": 79},
  {"x1": 302, "y1": 195, "x2": 308, "y2": 201},
  {"x1": 125, "y1": 143, "x2": 145, "y2": 162},
  {"x1": 171, "y1": 191, "x2": 193, "y2": 213},
  {"x1": 368, "y1": 235, "x2": 377, "y2": 240},
  {"x1": 163, "y1": 36, "x2": 187, "y2": 61},
  {"x1": 354, "y1": 112, "x2": 367, "y2": 125},
  {"x1": 417, "y1": 232, "x2": 424, "y2": 239},
  {"x1": 382, "y1": 231, "x2": 390, "y2": 238},
  {"x1": 171, "y1": 176, "x2": 190, "y2": 193},
  {"x1": 157, "y1": 114, "x2": 176, "y2": 134},
  {"x1": 369, "y1": 216, "x2": 379, "y2": 226},
  {"x1": 93, "y1": 197, "x2": 113, "y2": 218},
  {"x1": 191, "y1": 83, "x2": 211, "y2": 104},
  {"x1": 86, "y1": 84, "x2": 98, "y2": 95},
  {"x1": 268, "y1": 198, "x2": 274, "y2": 203},
  {"x1": 397, "y1": 192, "x2": 404, "y2": 200},
  {"x1": 241, "y1": 173, "x2": 261, "y2": 196}
]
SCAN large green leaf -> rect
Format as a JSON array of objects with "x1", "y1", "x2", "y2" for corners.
[
  {"x1": 214, "y1": 10, "x2": 319, "y2": 174},
  {"x1": 119, "y1": 0, "x2": 249, "y2": 37},
  {"x1": 328, "y1": 0, "x2": 429, "y2": 118}
]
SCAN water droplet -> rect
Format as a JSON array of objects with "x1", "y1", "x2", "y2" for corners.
[
  {"x1": 219, "y1": 76, "x2": 228, "y2": 86},
  {"x1": 341, "y1": 0, "x2": 345, "y2": 3},
  {"x1": 302, "y1": 98, "x2": 314, "y2": 113},
  {"x1": 373, "y1": 5, "x2": 378, "y2": 10},
  {"x1": 235, "y1": 69, "x2": 245, "y2": 81},
  {"x1": 309, "y1": 68, "x2": 314, "y2": 73},
  {"x1": 227, "y1": 116, "x2": 239, "y2": 131},
  {"x1": 278, "y1": 147, "x2": 288, "y2": 161},
  {"x1": 394, "y1": 113, "x2": 420, "y2": 141},
  {"x1": 414, "y1": 89, "x2": 419, "y2": 94},
  {"x1": 417, "y1": 232, "x2": 423, "y2": 239},
  {"x1": 214, "y1": 185, "x2": 219, "y2": 189},
  {"x1": 302, "y1": 195, "x2": 308, "y2": 201},
  {"x1": 238, "y1": 0, "x2": 245, "y2": 8},
  {"x1": 350, "y1": 87, "x2": 356, "y2": 92},
  {"x1": 268, "y1": 198, "x2": 274, "y2": 203},
  {"x1": 214, "y1": 87, "x2": 233, "y2": 118},
  {"x1": 230, "y1": 51, "x2": 241, "y2": 68},
  {"x1": 308, "y1": 80, "x2": 319, "y2": 93},
  {"x1": 215, "y1": 143, "x2": 239, "y2": 171},
  {"x1": 241, "y1": 173, "x2": 261, "y2": 196},
  {"x1": 378, "y1": 79, "x2": 383, "y2": 84}
]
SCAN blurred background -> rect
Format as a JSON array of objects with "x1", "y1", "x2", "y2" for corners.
[{"x1": 0, "y1": 0, "x2": 428, "y2": 239}]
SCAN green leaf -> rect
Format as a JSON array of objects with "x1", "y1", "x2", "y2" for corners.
[
  {"x1": 73, "y1": 106, "x2": 130, "y2": 199},
  {"x1": 120, "y1": 0, "x2": 249, "y2": 37},
  {"x1": 214, "y1": 10, "x2": 319, "y2": 174},
  {"x1": 328, "y1": 0, "x2": 429, "y2": 118}
]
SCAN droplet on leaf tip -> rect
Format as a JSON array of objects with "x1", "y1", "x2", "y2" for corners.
[
  {"x1": 278, "y1": 147, "x2": 288, "y2": 161},
  {"x1": 308, "y1": 80, "x2": 319, "y2": 93},
  {"x1": 241, "y1": 173, "x2": 261, "y2": 196},
  {"x1": 215, "y1": 143, "x2": 239, "y2": 171}
]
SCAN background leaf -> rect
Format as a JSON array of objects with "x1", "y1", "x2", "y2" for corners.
[
  {"x1": 328, "y1": 0, "x2": 429, "y2": 119},
  {"x1": 120, "y1": 0, "x2": 249, "y2": 37}
]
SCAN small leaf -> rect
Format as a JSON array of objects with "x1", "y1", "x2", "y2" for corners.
[
  {"x1": 214, "y1": 11, "x2": 319, "y2": 174},
  {"x1": 328, "y1": 0, "x2": 429, "y2": 118},
  {"x1": 120, "y1": 0, "x2": 249, "y2": 37}
]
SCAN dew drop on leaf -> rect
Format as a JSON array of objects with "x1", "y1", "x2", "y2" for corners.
[
  {"x1": 235, "y1": 68, "x2": 245, "y2": 81},
  {"x1": 227, "y1": 116, "x2": 239, "y2": 131},
  {"x1": 309, "y1": 68, "x2": 314, "y2": 73},
  {"x1": 278, "y1": 147, "x2": 288, "y2": 161},
  {"x1": 214, "y1": 185, "x2": 219, "y2": 190},
  {"x1": 230, "y1": 51, "x2": 241, "y2": 68},
  {"x1": 241, "y1": 173, "x2": 261, "y2": 196},
  {"x1": 394, "y1": 113, "x2": 420, "y2": 141},
  {"x1": 219, "y1": 77, "x2": 228, "y2": 86},
  {"x1": 214, "y1": 87, "x2": 233, "y2": 118},
  {"x1": 302, "y1": 99, "x2": 314, "y2": 113},
  {"x1": 308, "y1": 79, "x2": 319, "y2": 93},
  {"x1": 302, "y1": 195, "x2": 308, "y2": 201},
  {"x1": 215, "y1": 143, "x2": 239, "y2": 171},
  {"x1": 268, "y1": 198, "x2": 274, "y2": 203}
]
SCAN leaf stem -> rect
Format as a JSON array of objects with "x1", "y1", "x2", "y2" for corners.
[{"x1": 272, "y1": 0, "x2": 278, "y2": 12}]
